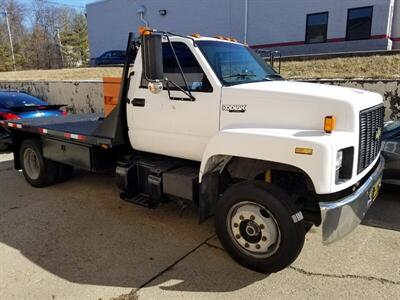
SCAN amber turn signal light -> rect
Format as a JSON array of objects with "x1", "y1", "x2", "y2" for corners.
[
  {"x1": 295, "y1": 147, "x2": 313, "y2": 155},
  {"x1": 324, "y1": 116, "x2": 336, "y2": 133},
  {"x1": 138, "y1": 26, "x2": 152, "y2": 36}
]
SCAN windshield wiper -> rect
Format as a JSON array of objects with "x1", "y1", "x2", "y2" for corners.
[
  {"x1": 223, "y1": 73, "x2": 257, "y2": 79},
  {"x1": 264, "y1": 74, "x2": 283, "y2": 80}
]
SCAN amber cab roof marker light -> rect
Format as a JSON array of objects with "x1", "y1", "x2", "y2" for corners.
[
  {"x1": 214, "y1": 35, "x2": 238, "y2": 42},
  {"x1": 190, "y1": 33, "x2": 202, "y2": 38}
]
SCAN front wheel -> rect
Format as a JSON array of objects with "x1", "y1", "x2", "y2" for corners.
[{"x1": 215, "y1": 181, "x2": 306, "y2": 273}]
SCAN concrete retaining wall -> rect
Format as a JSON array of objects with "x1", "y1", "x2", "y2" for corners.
[
  {"x1": 0, "y1": 79, "x2": 399, "y2": 120},
  {"x1": 0, "y1": 81, "x2": 104, "y2": 114}
]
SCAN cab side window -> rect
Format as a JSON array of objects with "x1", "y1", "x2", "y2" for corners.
[{"x1": 142, "y1": 42, "x2": 212, "y2": 92}]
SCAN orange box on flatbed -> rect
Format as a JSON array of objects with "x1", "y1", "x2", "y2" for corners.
[{"x1": 103, "y1": 77, "x2": 121, "y2": 117}]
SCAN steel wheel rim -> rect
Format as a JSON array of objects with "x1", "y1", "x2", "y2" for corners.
[
  {"x1": 227, "y1": 201, "x2": 281, "y2": 258},
  {"x1": 23, "y1": 148, "x2": 40, "y2": 180}
]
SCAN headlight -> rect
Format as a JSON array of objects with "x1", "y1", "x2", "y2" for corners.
[
  {"x1": 336, "y1": 150, "x2": 343, "y2": 170},
  {"x1": 335, "y1": 147, "x2": 354, "y2": 184}
]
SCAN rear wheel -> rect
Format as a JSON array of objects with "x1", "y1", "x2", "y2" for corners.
[
  {"x1": 215, "y1": 181, "x2": 306, "y2": 273},
  {"x1": 20, "y1": 139, "x2": 59, "y2": 187},
  {"x1": 57, "y1": 163, "x2": 74, "y2": 183}
]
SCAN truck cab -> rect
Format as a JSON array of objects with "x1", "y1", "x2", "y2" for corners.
[{"x1": 1, "y1": 29, "x2": 385, "y2": 274}]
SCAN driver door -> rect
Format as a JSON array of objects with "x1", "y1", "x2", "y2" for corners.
[{"x1": 128, "y1": 41, "x2": 220, "y2": 161}]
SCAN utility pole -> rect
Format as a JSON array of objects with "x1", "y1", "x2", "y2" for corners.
[
  {"x1": 244, "y1": 0, "x2": 249, "y2": 44},
  {"x1": 55, "y1": 28, "x2": 64, "y2": 68},
  {"x1": 1, "y1": 10, "x2": 16, "y2": 71}
]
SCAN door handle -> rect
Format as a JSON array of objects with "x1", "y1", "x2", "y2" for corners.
[{"x1": 132, "y1": 98, "x2": 145, "y2": 107}]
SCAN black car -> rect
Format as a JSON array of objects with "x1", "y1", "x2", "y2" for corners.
[
  {"x1": 94, "y1": 50, "x2": 126, "y2": 66},
  {"x1": 382, "y1": 120, "x2": 400, "y2": 186}
]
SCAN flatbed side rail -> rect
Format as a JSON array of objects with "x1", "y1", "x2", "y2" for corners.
[{"x1": 0, "y1": 120, "x2": 113, "y2": 148}]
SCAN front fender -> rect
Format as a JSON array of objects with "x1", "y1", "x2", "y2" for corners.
[{"x1": 200, "y1": 128, "x2": 334, "y2": 194}]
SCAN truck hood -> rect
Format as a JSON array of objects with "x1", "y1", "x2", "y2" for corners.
[{"x1": 220, "y1": 80, "x2": 383, "y2": 132}]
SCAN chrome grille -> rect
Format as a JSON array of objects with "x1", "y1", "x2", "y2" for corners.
[{"x1": 358, "y1": 105, "x2": 384, "y2": 174}]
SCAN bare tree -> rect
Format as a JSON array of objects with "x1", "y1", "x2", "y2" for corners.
[{"x1": 0, "y1": 0, "x2": 89, "y2": 71}]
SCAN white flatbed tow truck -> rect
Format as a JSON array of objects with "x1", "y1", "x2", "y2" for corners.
[{"x1": 0, "y1": 28, "x2": 385, "y2": 273}]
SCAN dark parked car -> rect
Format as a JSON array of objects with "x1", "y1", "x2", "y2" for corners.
[
  {"x1": 0, "y1": 91, "x2": 67, "y2": 151},
  {"x1": 382, "y1": 120, "x2": 400, "y2": 186},
  {"x1": 94, "y1": 50, "x2": 126, "y2": 66}
]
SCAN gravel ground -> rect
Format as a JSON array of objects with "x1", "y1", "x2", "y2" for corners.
[{"x1": 0, "y1": 151, "x2": 399, "y2": 300}]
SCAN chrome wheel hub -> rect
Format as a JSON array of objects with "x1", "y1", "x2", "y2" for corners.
[
  {"x1": 228, "y1": 201, "x2": 281, "y2": 258},
  {"x1": 23, "y1": 148, "x2": 40, "y2": 180}
]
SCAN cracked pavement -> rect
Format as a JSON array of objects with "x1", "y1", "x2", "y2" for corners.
[{"x1": 0, "y1": 152, "x2": 399, "y2": 300}]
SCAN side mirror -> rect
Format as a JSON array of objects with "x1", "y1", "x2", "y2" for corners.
[{"x1": 141, "y1": 34, "x2": 164, "y2": 81}]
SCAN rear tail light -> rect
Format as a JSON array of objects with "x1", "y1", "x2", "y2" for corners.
[
  {"x1": 0, "y1": 112, "x2": 21, "y2": 120},
  {"x1": 59, "y1": 106, "x2": 68, "y2": 116}
]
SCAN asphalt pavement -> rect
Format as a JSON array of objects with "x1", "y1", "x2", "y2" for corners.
[{"x1": 0, "y1": 151, "x2": 399, "y2": 300}]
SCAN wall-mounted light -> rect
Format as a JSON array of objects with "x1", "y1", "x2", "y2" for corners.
[{"x1": 159, "y1": 9, "x2": 167, "y2": 16}]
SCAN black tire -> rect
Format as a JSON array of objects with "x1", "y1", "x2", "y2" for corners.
[
  {"x1": 57, "y1": 163, "x2": 74, "y2": 183},
  {"x1": 19, "y1": 139, "x2": 59, "y2": 187},
  {"x1": 215, "y1": 180, "x2": 306, "y2": 273},
  {"x1": 0, "y1": 142, "x2": 9, "y2": 152}
]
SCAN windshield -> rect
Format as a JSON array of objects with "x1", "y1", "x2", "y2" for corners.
[
  {"x1": 0, "y1": 93, "x2": 47, "y2": 108},
  {"x1": 197, "y1": 41, "x2": 282, "y2": 86}
]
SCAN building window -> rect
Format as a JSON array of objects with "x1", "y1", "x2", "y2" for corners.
[
  {"x1": 346, "y1": 6, "x2": 373, "y2": 41},
  {"x1": 305, "y1": 12, "x2": 328, "y2": 44}
]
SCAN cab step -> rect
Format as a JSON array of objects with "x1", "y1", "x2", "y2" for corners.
[{"x1": 121, "y1": 193, "x2": 157, "y2": 208}]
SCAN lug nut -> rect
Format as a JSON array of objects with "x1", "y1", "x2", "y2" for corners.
[
  {"x1": 256, "y1": 244, "x2": 261, "y2": 249},
  {"x1": 262, "y1": 236, "x2": 267, "y2": 241},
  {"x1": 235, "y1": 234, "x2": 241, "y2": 239},
  {"x1": 260, "y1": 224, "x2": 265, "y2": 229},
  {"x1": 245, "y1": 243, "x2": 249, "y2": 248},
  {"x1": 239, "y1": 215, "x2": 244, "y2": 220},
  {"x1": 250, "y1": 215, "x2": 255, "y2": 220},
  {"x1": 233, "y1": 223, "x2": 239, "y2": 228}
]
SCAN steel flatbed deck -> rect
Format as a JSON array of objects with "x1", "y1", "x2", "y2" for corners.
[{"x1": 0, "y1": 113, "x2": 115, "y2": 147}]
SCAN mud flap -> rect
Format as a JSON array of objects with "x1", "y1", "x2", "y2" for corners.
[{"x1": 199, "y1": 172, "x2": 220, "y2": 223}]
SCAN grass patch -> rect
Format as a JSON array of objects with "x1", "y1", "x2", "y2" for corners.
[
  {"x1": 280, "y1": 54, "x2": 400, "y2": 79},
  {"x1": 0, "y1": 54, "x2": 398, "y2": 81},
  {"x1": 0, "y1": 67, "x2": 123, "y2": 81}
]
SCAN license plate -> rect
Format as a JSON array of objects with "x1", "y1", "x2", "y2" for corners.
[{"x1": 370, "y1": 178, "x2": 382, "y2": 202}]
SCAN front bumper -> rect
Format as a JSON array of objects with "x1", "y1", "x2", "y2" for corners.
[{"x1": 319, "y1": 156, "x2": 385, "y2": 244}]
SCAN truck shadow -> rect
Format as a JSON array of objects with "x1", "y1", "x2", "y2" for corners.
[
  {"x1": 0, "y1": 165, "x2": 267, "y2": 293},
  {"x1": 363, "y1": 187, "x2": 400, "y2": 232},
  {"x1": 1, "y1": 160, "x2": 397, "y2": 293}
]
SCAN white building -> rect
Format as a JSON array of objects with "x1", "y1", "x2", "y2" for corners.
[{"x1": 86, "y1": 0, "x2": 400, "y2": 58}]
